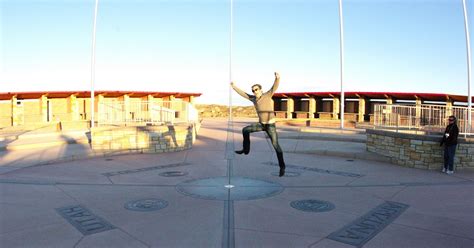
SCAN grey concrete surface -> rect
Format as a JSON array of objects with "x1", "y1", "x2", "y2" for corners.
[{"x1": 0, "y1": 118, "x2": 473, "y2": 248}]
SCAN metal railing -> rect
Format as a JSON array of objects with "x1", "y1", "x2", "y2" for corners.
[
  {"x1": 374, "y1": 104, "x2": 473, "y2": 136},
  {"x1": 97, "y1": 100, "x2": 198, "y2": 126},
  {"x1": 0, "y1": 101, "x2": 198, "y2": 128}
]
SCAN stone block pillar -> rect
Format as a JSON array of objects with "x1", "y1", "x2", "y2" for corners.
[
  {"x1": 446, "y1": 99, "x2": 453, "y2": 118},
  {"x1": 168, "y1": 94, "x2": 177, "y2": 114},
  {"x1": 384, "y1": 97, "x2": 394, "y2": 126},
  {"x1": 95, "y1": 94, "x2": 104, "y2": 123},
  {"x1": 308, "y1": 97, "x2": 316, "y2": 119},
  {"x1": 40, "y1": 95, "x2": 48, "y2": 122},
  {"x1": 415, "y1": 98, "x2": 422, "y2": 127},
  {"x1": 154, "y1": 97, "x2": 164, "y2": 122},
  {"x1": 332, "y1": 97, "x2": 340, "y2": 120},
  {"x1": 385, "y1": 96, "x2": 393, "y2": 113},
  {"x1": 147, "y1": 95, "x2": 154, "y2": 104},
  {"x1": 168, "y1": 95, "x2": 177, "y2": 122},
  {"x1": 186, "y1": 96, "x2": 195, "y2": 122},
  {"x1": 11, "y1": 96, "x2": 19, "y2": 126},
  {"x1": 68, "y1": 95, "x2": 79, "y2": 121},
  {"x1": 147, "y1": 95, "x2": 154, "y2": 122},
  {"x1": 120, "y1": 94, "x2": 129, "y2": 121},
  {"x1": 358, "y1": 97, "x2": 366, "y2": 122},
  {"x1": 187, "y1": 96, "x2": 195, "y2": 105},
  {"x1": 286, "y1": 97, "x2": 294, "y2": 119}
]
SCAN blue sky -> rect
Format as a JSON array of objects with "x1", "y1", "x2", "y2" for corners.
[{"x1": 1, "y1": 0, "x2": 472, "y2": 105}]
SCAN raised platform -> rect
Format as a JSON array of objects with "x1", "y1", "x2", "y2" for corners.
[
  {"x1": 367, "y1": 129, "x2": 474, "y2": 170},
  {"x1": 91, "y1": 123, "x2": 199, "y2": 154}
]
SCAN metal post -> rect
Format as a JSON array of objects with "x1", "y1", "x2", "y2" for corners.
[
  {"x1": 462, "y1": 0, "x2": 472, "y2": 136},
  {"x1": 338, "y1": 0, "x2": 345, "y2": 129},
  {"x1": 409, "y1": 107, "x2": 412, "y2": 130},
  {"x1": 465, "y1": 108, "x2": 468, "y2": 135},
  {"x1": 396, "y1": 113, "x2": 399, "y2": 133},
  {"x1": 90, "y1": 0, "x2": 99, "y2": 128},
  {"x1": 229, "y1": 0, "x2": 233, "y2": 121}
]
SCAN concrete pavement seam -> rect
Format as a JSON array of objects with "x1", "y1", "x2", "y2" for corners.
[
  {"x1": 288, "y1": 150, "x2": 392, "y2": 163},
  {"x1": 0, "y1": 220, "x2": 68, "y2": 236},
  {"x1": 55, "y1": 184, "x2": 81, "y2": 203},
  {"x1": 388, "y1": 186, "x2": 409, "y2": 201},
  {"x1": 390, "y1": 186, "x2": 408, "y2": 200},
  {"x1": 105, "y1": 176, "x2": 115, "y2": 184},
  {"x1": 348, "y1": 186, "x2": 395, "y2": 202},
  {"x1": 292, "y1": 139, "x2": 299, "y2": 153},
  {"x1": 1, "y1": 179, "x2": 472, "y2": 188},
  {"x1": 233, "y1": 227, "x2": 322, "y2": 239},
  {"x1": 390, "y1": 222, "x2": 474, "y2": 241},
  {"x1": 222, "y1": 200, "x2": 235, "y2": 248},
  {"x1": 280, "y1": 135, "x2": 366, "y2": 143},
  {"x1": 344, "y1": 175, "x2": 364, "y2": 187},
  {"x1": 72, "y1": 236, "x2": 84, "y2": 248},
  {"x1": 306, "y1": 237, "x2": 328, "y2": 248},
  {"x1": 1, "y1": 142, "x2": 387, "y2": 171},
  {"x1": 115, "y1": 227, "x2": 152, "y2": 248},
  {"x1": 1, "y1": 139, "x2": 90, "y2": 151},
  {"x1": 0, "y1": 150, "x2": 128, "y2": 175},
  {"x1": 0, "y1": 179, "x2": 179, "y2": 187}
]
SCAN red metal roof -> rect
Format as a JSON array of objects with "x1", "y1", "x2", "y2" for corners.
[
  {"x1": 0, "y1": 91, "x2": 202, "y2": 100},
  {"x1": 273, "y1": 92, "x2": 473, "y2": 102}
]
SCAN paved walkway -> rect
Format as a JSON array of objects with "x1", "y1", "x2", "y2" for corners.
[
  {"x1": 0, "y1": 118, "x2": 380, "y2": 173},
  {"x1": 0, "y1": 118, "x2": 473, "y2": 247}
]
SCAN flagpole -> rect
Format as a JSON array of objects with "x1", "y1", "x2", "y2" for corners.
[
  {"x1": 90, "y1": 0, "x2": 99, "y2": 128},
  {"x1": 338, "y1": 0, "x2": 345, "y2": 129},
  {"x1": 462, "y1": 0, "x2": 472, "y2": 134},
  {"x1": 229, "y1": 0, "x2": 233, "y2": 121},
  {"x1": 225, "y1": 0, "x2": 235, "y2": 175}
]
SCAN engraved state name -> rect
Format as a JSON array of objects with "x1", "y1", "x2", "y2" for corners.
[
  {"x1": 56, "y1": 205, "x2": 115, "y2": 235},
  {"x1": 328, "y1": 201, "x2": 409, "y2": 247}
]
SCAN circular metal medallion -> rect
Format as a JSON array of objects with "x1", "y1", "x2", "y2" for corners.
[
  {"x1": 124, "y1": 199, "x2": 168, "y2": 212},
  {"x1": 159, "y1": 171, "x2": 188, "y2": 177},
  {"x1": 290, "y1": 199, "x2": 335, "y2": 212},
  {"x1": 176, "y1": 176, "x2": 284, "y2": 201},
  {"x1": 271, "y1": 171, "x2": 300, "y2": 177}
]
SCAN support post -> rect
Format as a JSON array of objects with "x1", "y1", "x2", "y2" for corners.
[
  {"x1": 286, "y1": 97, "x2": 294, "y2": 119},
  {"x1": 333, "y1": 97, "x2": 340, "y2": 120}
]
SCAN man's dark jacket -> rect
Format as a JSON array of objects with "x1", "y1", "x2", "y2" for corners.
[{"x1": 440, "y1": 123, "x2": 459, "y2": 146}]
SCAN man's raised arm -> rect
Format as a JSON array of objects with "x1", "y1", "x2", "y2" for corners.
[
  {"x1": 266, "y1": 72, "x2": 280, "y2": 95},
  {"x1": 231, "y1": 82, "x2": 251, "y2": 100}
]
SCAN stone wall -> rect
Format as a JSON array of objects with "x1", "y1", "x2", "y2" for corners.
[
  {"x1": 91, "y1": 123, "x2": 198, "y2": 153},
  {"x1": 366, "y1": 129, "x2": 474, "y2": 170}
]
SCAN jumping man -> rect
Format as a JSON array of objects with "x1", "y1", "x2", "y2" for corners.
[{"x1": 231, "y1": 72, "x2": 286, "y2": 177}]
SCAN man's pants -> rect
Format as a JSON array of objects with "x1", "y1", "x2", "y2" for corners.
[
  {"x1": 241, "y1": 123, "x2": 285, "y2": 167},
  {"x1": 444, "y1": 144, "x2": 457, "y2": 171}
]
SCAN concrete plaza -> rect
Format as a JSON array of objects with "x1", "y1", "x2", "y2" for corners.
[{"x1": 0, "y1": 119, "x2": 473, "y2": 248}]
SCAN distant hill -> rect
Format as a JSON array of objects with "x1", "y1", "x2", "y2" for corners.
[{"x1": 196, "y1": 104, "x2": 257, "y2": 118}]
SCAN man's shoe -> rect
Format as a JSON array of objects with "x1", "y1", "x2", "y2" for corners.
[
  {"x1": 276, "y1": 152, "x2": 285, "y2": 177},
  {"x1": 279, "y1": 168, "x2": 285, "y2": 177},
  {"x1": 442, "y1": 168, "x2": 447, "y2": 173},
  {"x1": 447, "y1": 170, "x2": 454, "y2": 175},
  {"x1": 235, "y1": 150, "x2": 249, "y2": 155}
]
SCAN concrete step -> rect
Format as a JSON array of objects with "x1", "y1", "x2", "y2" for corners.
[
  {"x1": 0, "y1": 130, "x2": 90, "y2": 151},
  {"x1": 278, "y1": 130, "x2": 367, "y2": 143}
]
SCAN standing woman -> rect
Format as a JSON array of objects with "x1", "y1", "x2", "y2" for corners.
[{"x1": 440, "y1": 115, "x2": 459, "y2": 174}]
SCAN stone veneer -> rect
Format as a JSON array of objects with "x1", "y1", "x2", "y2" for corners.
[
  {"x1": 91, "y1": 123, "x2": 199, "y2": 153},
  {"x1": 366, "y1": 129, "x2": 474, "y2": 170}
]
